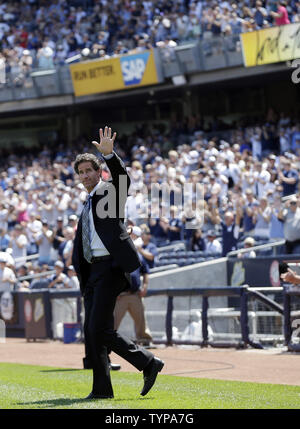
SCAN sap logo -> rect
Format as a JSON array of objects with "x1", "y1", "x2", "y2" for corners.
[{"x1": 120, "y1": 52, "x2": 150, "y2": 86}]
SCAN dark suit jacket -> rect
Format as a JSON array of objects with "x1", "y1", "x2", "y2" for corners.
[{"x1": 72, "y1": 151, "x2": 141, "y2": 295}]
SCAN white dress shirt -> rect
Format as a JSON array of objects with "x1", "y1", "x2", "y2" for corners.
[{"x1": 87, "y1": 153, "x2": 114, "y2": 257}]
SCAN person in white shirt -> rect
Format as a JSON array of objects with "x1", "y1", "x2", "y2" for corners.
[
  {"x1": 238, "y1": 237, "x2": 257, "y2": 259},
  {"x1": 252, "y1": 196, "x2": 272, "y2": 239},
  {"x1": 10, "y1": 225, "x2": 28, "y2": 268},
  {"x1": 253, "y1": 162, "x2": 271, "y2": 198},
  {"x1": 26, "y1": 213, "x2": 42, "y2": 253},
  {"x1": 205, "y1": 230, "x2": 222, "y2": 254},
  {"x1": 36, "y1": 219, "x2": 54, "y2": 265},
  {"x1": 66, "y1": 265, "x2": 80, "y2": 289},
  {"x1": 48, "y1": 261, "x2": 69, "y2": 289},
  {"x1": 0, "y1": 255, "x2": 16, "y2": 292}
]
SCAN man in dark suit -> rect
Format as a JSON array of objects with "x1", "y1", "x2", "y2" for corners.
[{"x1": 72, "y1": 126, "x2": 164, "y2": 399}]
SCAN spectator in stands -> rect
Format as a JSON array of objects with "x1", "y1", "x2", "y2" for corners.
[
  {"x1": 253, "y1": 161, "x2": 271, "y2": 198},
  {"x1": 277, "y1": 195, "x2": 300, "y2": 254},
  {"x1": 277, "y1": 158, "x2": 299, "y2": 197},
  {"x1": 149, "y1": 217, "x2": 169, "y2": 247},
  {"x1": 68, "y1": 214, "x2": 78, "y2": 232},
  {"x1": 37, "y1": 45, "x2": 55, "y2": 69},
  {"x1": 167, "y1": 206, "x2": 183, "y2": 243},
  {"x1": 35, "y1": 219, "x2": 54, "y2": 266},
  {"x1": 0, "y1": 228, "x2": 10, "y2": 251},
  {"x1": 52, "y1": 216, "x2": 65, "y2": 258},
  {"x1": 252, "y1": 196, "x2": 272, "y2": 239},
  {"x1": 15, "y1": 264, "x2": 30, "y2": 291},
  {"x1": 48, "y1": 260, "x2": 69, "y2": 289},
  {"x1": 270, "y1": 1, "x2": 291, "y2": 25},
  {"x1": 238, "y1": 237, "x2": 257, "y2": 259},
  {"x1": 137, "y1": 225, "x2": 158, "y2": 269},
  {"x1": 205, "y1": 230, "x2": 222, "y2": 254},
  {"x1": 26, "y1": 213, "x2": 42, "y2": 255},
  {"x1": 269, "y1": 194, "x2": 285, "y2": 240},
  {"x1": 10, "y1": 224, "x2": 28, "y2": 268},
  {"x1": 66, "y1": 265, "x2": 80, "y2": 290},
  {"x1": 242, "y1": 189, "x2": 259, "y2": 235},
  {"x1": 212, "y1": 208, "x2": 242, "y2": 256},
  {"x1": 0, "y1": 254, "x2": 16, "y2": 291},
  {"x1": 60, "y1": 226, "x2": 75, "y2": 267},
  {"x1": 253, "y1": 1, "x2": 268, "y2": 28},
  {"x1": 188, "y1": 228, "x2": 206, "y2": 252}
]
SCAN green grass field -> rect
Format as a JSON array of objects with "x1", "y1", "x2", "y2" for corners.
[{"x1": 0, "y1": 362, "x2": 300, "y2": 409}]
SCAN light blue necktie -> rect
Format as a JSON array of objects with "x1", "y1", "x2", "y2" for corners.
[{"x1": 82, "y1": 195, "x2": 92, "y2": 263}]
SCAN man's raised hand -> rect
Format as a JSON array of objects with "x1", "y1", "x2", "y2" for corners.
[{"x1": 92, "y1": 126, "x2": 116, "y2": 156}]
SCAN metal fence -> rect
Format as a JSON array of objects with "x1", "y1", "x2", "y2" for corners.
[{"x1": 4, "y1": 284, "x2": 299, "y2": 350}]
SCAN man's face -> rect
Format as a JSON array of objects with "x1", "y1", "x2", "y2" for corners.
[
  {"x1": 142, "y1": 232, "x2": 150, "y2": 244},
  {"x1": 77, "y1": 161, "x2": 101, "y2": 193},
  {"x1": 290, "y1": 200, "x2": 298, "y2": 211}
]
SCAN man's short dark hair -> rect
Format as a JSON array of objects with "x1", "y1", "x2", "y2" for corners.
[{"x1": 74, "y1": 153, "x2": 102, "y2": 174}]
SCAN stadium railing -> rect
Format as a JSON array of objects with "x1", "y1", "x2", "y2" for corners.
[
  {"x1": 4, "y1": 284, "x2": 299, "y2": 350},
  {"x1": 227, "y1": 239, "x2": 286, "y2": 257}
]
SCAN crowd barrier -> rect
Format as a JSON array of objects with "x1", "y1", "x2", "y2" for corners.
[{"x1": 1, "y1": 285, "x2": 299, "y2": 350}]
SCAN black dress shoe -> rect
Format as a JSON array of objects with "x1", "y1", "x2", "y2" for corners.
[
  {"x1": 140, "y1": 357, "x2": 164, "y2": 396},
  {"x1": 85, "y1": 392, "x2": 113, "y2": 400},
  {"x1": 109, "y1": 363, "x2": 121, "y2": 371}
]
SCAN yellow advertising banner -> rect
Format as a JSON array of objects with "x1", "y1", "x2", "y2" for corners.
[
  {"x1": 70, "y1": 49, "x2": 160, "y2": 97},
  {"x1": 240, "y1": 23, "x2": 300, "y2": 67}
]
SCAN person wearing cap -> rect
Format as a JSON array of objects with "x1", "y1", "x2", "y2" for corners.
[
  {"x1": 68, "y1": 214, "x2": 78, "y2": 231},
  {"x1": 205, "y1": 230, "x2": 222, "y2": 254},
  {"x1": 72, "y1": 126, "x2": 163, "y2": 400},
  {"x1": 238, "y1": 237, "x2": 256, "y2": 259},
  {"x1": 48, "y1": 261, "x2": 69, "y2": 289},
  {"x1": 66, "y1": 265, "x2": 80, "y2": 290},
  {"x1": 114, "y1": 226, "x2": 153, "y2": 347}
]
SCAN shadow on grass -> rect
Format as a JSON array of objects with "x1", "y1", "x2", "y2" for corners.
[{"x1": 16, "y1": 396, "x2": 152, "y2": 408}]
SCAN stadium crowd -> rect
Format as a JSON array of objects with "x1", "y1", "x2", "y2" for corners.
[
  {"x1": 0, "y1": 105, "x2": 299, "y2": 292},
  {"x1": 0, "y1": 0, "x2": 298, "y2": 80}
]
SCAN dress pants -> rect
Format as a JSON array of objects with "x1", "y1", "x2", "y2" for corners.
[
  {"x1": 83, "y1": 258, "x2": 154, "y2": 396},
  {"x1": 114, "y1": 292, "x2": 153, "y2": 342}
]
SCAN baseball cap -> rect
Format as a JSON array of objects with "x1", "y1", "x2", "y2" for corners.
[
  {"x1": 54, "y1": 261, "x2": 64, "y2": 268},
  {"x1": 207, "y1": 229, "x2": 217, "y2": 237}
]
